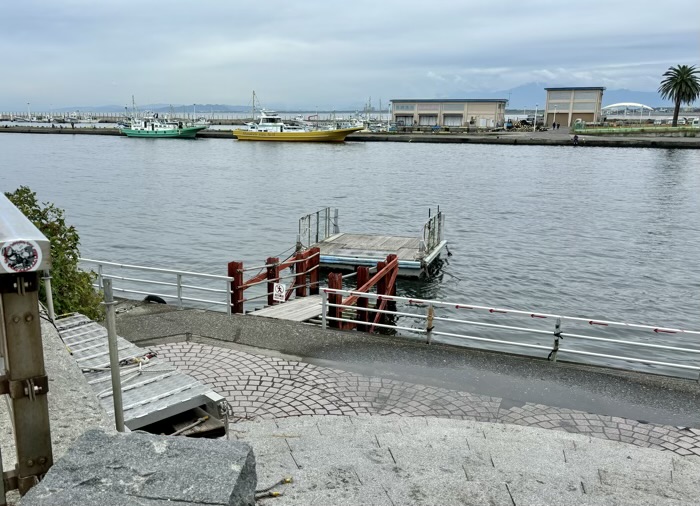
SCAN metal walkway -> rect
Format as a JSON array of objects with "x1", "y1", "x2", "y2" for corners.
[
  {"x1": 55, "y1": 314, "x2": 224, "y2": 431},
  {"x1": 251, "y1": 294, "x2": 323, "y2": 322}
]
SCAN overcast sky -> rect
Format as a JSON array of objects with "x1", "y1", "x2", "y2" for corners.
[{"x1": 1, "y1": 0, "x2": 698, "y2": 110}]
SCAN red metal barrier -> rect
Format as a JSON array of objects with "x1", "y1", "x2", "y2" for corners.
[{"x1": 228, "y1": 248, "x2": 320, "y2": 314}]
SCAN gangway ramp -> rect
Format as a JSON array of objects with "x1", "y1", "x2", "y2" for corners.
[
  {"x1": 251, "y1": 294, "x2": 323, "y2": 322},
  {"x1": 55, "y1": 313, "x2": 225, "y2": 435}
]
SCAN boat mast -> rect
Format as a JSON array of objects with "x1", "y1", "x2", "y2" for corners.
[{"x1": 252, "y1": 91, "x2": 256, "y2": 122}]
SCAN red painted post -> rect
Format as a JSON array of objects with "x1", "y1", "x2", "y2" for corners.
[
  {"x1": 228, "y1": 261, "x2": 244, "y2": 314},
  {"x1": 375, "y1": 261, "x2": 387, "y2": 307},
  {"x1": 309, "y1": 247, "x2": 320, "y2": 295},
  {"x1": 295, "y1": 250, "x2": 307, "y2": 298},
  {"x1": 375, "y1": 260, "x2": 387, "y2": 327},
  {"x1": 386, "y1": 254, "x2": 398, "y2": 313},
  {"x1": 266, "y1": 257, "x2": 279, "y2": 306},
  {"x1": 328, "y1": 272, "x2": 343, "y2": 328},
  {"x1": 355, "y1": 266, "x2": 369, "y2": 332}
]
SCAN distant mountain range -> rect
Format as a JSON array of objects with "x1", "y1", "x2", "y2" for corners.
[
  {"x1": 47, "y1": 103, "x2": 251, "y2": 114},
  {"x1": 8, "y1": 84, "x2": 681, "y2": 113}
]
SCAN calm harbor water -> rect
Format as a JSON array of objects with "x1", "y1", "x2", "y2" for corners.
[{"x1": 2, "y1": 133, "x2": 699, "y2": 376}]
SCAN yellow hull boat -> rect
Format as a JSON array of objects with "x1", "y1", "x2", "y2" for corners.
[{"x1": 233, "y1": 125, "x2": 363, "y2": 142}]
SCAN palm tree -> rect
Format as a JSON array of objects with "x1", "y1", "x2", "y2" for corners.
[{"x1": 658, "y1": 65, "x2": 700, "y2": 127}]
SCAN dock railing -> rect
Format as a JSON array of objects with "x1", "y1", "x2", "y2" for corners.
[
  {"x1": 324, "y1": 254, "x2": 399, "y2": 331},
  {"x1": 298, "y1": 207, "x2": 339, "y2": 248},
  {"x1": 420, "y1": 209, "x2": 445, "y2": 256},
  {"x1": 320, "y1": 288, "x2": 700, "y2": 379},
  {"x1": 79, "y1": 259, "x2": 234, "y2": 315},
  {"x1": 227, "y1": 248, "x2": 320, "y2": 314}
]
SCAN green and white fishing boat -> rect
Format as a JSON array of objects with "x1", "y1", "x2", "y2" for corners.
[
  {"x1": 120, "y1": 114, "x2": 207, "y2": 138},
  {"x1": 120, "y1": 96, "x2": 208, "y2": 138}
]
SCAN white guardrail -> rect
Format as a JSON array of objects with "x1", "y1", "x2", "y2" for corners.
[
  {"x1": 80, "y1": 258, "x2": 233, "y2": 316},
  {"x1": 321, "y1": 288, "x2": 700, "y2": 379},
  {"x1": 77, "y1": 259, "x2": 700, "y2": 379}
]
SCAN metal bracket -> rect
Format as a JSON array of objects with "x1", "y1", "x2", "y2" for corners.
[
  {"x1": 0, "y1": 275, "x2": 39, "y2": 295},
  {"x1": 2, "y1": 468, "x2": 19, "y2": 494},
  {"x1": 3, "y1": 376, "x2": 49, "y2": 400},
  {"x1": 548, "y1": 318, "x2": 563, "y2": 362}
]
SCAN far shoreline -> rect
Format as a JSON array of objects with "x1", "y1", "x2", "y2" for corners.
[{"x1": 1, "y1": 125, "x2": 699, "y2": 149}]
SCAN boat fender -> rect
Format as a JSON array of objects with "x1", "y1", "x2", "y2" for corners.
[{"x1": 143, "y1": 294, "x2": 167, "y2": 304}]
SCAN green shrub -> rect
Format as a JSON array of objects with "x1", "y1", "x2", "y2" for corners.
[{"x1": 4, "y1": 186, "x2": 103, "y2": 320}]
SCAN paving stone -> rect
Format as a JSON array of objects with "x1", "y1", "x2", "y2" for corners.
[{"x1": 150, "y1": 342, "x2": 700, "y2": 458}]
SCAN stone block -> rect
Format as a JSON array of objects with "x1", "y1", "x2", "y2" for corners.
[{"x1": 21, "y1": 429, "x2": 256, "y2": 506}]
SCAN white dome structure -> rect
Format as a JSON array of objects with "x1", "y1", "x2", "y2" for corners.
[{"x1": 602, "y1": 102, "x2": 654, "y2": 111}]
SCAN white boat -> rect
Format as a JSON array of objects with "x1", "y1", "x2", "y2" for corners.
[
  {"x1": 192, "y1": 116, "x2": 211, "y2": 127},
  {"x1": 232, "y1": 92, "x2": 363, "y2": 142}
]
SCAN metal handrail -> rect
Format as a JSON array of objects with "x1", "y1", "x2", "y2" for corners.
[
  {"x1": 80, "y1": 258, "x2": 233, "y2": 280},
  {"x1": 320, "y1": 288, "x2": 700, "y2": 377},
  {"x1": 80, "y1": 258, "x2": 233, "y2": 315}
]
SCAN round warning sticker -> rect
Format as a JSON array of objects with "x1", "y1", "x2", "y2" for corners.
[{"x1": 1, "y1": 240, "x2": 43, "y2": 273}]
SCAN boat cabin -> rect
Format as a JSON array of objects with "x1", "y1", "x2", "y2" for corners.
[{"x1": 248, "y1": 110, "x2": 307, "y2": 133}]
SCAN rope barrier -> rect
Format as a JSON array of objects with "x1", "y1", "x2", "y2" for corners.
[
  {"x1": 321, "y1": 287, "x2": 700, "y2": 376},
  {"x1": 323, "y1": 288, "x2": 700, "y2": 337},
  {"x1": 237, "y1": 250, "x2": 319, "y2": 273}
]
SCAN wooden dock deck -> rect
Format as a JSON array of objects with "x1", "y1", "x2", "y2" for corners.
[
  {"x1": 299, "y1": 207, "x2": 447, "y2": 278},
  {"x1": 314, "y1": 233, "x2": 444, "y2": 277},
  {"x1": 251, "y1": 294, "x2": 323, "y2": 322}
]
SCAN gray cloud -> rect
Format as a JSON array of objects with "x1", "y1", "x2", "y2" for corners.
[{"x1": 1, "y1": 0, "x2": 697, "y2": 109}]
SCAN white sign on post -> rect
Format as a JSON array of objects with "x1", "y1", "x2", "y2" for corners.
[{"x1": 273, "y1": 282, "x2": 286, "y2": 303}]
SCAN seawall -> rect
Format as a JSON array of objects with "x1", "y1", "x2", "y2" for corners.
[{"x1": 1, "y1": 125, "x2": 699, "y2": 149}]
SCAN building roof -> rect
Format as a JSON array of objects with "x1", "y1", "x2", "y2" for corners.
[
  {"x1": 545, "y1": 87, "x2": 606, "y2": 91},
  {"x1": 390, "y1": 98, "x2": 508, "y2": 103}
]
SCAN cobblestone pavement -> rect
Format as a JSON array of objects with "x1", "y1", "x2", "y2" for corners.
[{"x1": 151, "y1": 342, "x2": 700, "y2": 458}]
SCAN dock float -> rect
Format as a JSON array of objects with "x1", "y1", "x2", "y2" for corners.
[{"x1": 299, "y1": 207, "x2": 447, "y2": 278}]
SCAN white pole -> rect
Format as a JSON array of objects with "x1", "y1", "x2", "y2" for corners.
[{"x1": 533, "y1": 104, "x2": 537, "y2": 132}]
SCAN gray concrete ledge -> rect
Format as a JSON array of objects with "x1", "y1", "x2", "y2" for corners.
[{"x1": 21, "y1": 429, "x2": 256, "y2": 506}]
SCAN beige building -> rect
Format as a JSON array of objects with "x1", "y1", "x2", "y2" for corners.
[
  {"x1": 391, "y1": 99, "x2": 507, "y2": 129},
  {"x1": 544, "y1": 87, "x2": 605, "y2": 127}
]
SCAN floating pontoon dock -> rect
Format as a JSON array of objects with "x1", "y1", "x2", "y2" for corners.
[{"x1": 299, "y1": 208, "x2": 447, "y2": 278}]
